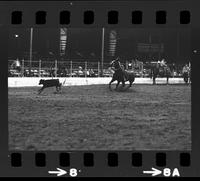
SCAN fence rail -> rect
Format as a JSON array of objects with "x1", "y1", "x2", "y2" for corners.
[{"x1": 8, "y1": 59, "x2": 186, "y2": 78}]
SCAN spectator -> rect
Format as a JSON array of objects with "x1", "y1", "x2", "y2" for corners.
[
  {"x1": 78, "y1": 66, "x2": 83, "y2": 77},
  {"x1": 160, "y1": 59, "x2": 167, "y2": 67},
  {"x1": 89, "y1": 69, "x2": 95, "y2": 77},
  {"x1": 11, "y1": 59, "x2": 21, "y2": 73},
  {"x1": 182, "y1": 64, "x2": 190, "y2": 74},
  {"x1": 182, "y1": 63, "x2": 190, "y2": 84},
  {"x1": 128, "y1": 62, "x2": 132, "y2": 69},
  {"x1": 85, "y1": 70, "x2": 90, "y2": 77}
]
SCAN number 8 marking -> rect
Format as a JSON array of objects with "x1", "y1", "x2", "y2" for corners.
[{"x1": 69, "y1": 168, "x2": 78, "y2": 177}]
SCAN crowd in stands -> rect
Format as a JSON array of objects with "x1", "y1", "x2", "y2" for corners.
[{"x1": 8, "y1": 59, "x2": 190, "y2": 78}]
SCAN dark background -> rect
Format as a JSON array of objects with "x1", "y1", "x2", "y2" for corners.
[{"x1": 8, "y1": 28, "x2": 190, "y2": 63}]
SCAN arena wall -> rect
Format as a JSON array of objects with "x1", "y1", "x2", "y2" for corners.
[{"x1": 8, "y1": 77, "x2": 186, "y2": 87}]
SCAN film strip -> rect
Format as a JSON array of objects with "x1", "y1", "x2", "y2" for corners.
[
  {"x1": 9, "y1": 8, "x2": 191, "y2": 25},
  {"x1": 0, "y1": 0, "x2": 200, "y2": 177}
]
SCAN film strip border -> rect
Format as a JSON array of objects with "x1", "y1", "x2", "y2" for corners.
[
  {"x1": 1, "y1": 1, "x2": 197, "y2": 27},
  {"x1": 1, "y1": 0, "x2": 199, "y2": 177},
  {"x1": 10, "y1": 10, "x2": 190, "y2": 25},
  {"x1": 8, "y1": 151, "x2": 191, "y2": 177},
  {"x1": 10, "y1": 152, "x2": 191, "y2": 167}
]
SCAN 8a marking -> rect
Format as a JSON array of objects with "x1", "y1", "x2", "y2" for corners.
[
  {"x1": 143, "y1": 168, "x2": 180, "y2": 177},
  {"x1": 163, "y1": 168, "x2": 180, "y2": 177}
]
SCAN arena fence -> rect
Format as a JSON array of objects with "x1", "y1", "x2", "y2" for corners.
[
  {"x1": 8, "y1": 59, "x2": 186, "y2": 78},
  {"x1": 8, "y1": 77, "x2": 187, "y2": 87}
]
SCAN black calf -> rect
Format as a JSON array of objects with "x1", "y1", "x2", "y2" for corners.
[{"x1": 38, "y1": 79, "x2": 62, "y2": 94}]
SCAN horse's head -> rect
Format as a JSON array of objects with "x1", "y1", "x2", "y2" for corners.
[{"x1": 110, "y1": 59, "x2": 115, "y2": 67}]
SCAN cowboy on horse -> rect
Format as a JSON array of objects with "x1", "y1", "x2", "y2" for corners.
[
  {"x1": 150, "y1": 62, "x2": 160, "y2": 85},
  {"x1": 150, "y1": 59, "x2": 171, "y2": 85},
  {"x1": 110, "y1": 57, "x2": 128, "y2": 81},
  {"x1": 109, "y1": 57, "x2": 135, "y2": 90},
  {"x1": 182, "y1": 63, "x2": 191, "y2": 84}
]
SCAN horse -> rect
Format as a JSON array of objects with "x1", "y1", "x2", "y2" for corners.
[
  {"x1": 150, "y1": 64, "x2": 159, "y2": 85},
  {"x1": 182, "y1": 65, "x2": 191, "y2": 84},
  {"x1": 150, "y1": 63, "x2": 171, "y2": 85},
  {"x1": 109, "y1": 59, "x2": 135, "y2": 90}
]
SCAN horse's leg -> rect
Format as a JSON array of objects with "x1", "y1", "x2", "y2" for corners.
[
  {"x1": 109, "y1": 78, "x2": 116, "y2": 91},
  {"x1": 184, "y1": 74, "x2": 188, "y2": 84},
  {"x1": 122, "y1": 79, "x2": 125, "y2": 87},
  {"x1": 166, "y1": 76, "x2": 169, "y2": 85},
  {"x1": 129, "y1": 80, "x2": 133, "y2": 87},
  {"x1": 186, "y1": 76, "x2": 188, "y2": 84},
  {"x1": 184, "y1": 75, "x2": 187, "y2": 84},
  {"x1": 120, "y1": 72, "x2": 126, "y2": 87},
  {"x1": 153, "y1": 76, "x2": 156, "y2": 85},
  {"x1": 115, "y1": 80, "x2": 120, "y2": 90}
]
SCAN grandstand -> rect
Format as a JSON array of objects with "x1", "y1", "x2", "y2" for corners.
[{"x1": 8, "y1": 28, "x2": 190, "y2": 78}]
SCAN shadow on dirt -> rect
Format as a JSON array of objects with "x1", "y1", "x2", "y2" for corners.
[{"x1": 111, "y1": 84, "x2": 136, "y2": 93}]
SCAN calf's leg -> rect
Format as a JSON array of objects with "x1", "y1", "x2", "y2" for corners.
[
  {"x1": 56, "y1": 86, "x2": 60, "y2": 92},
  {"x1": 38, "y1": 86, "x2": 44, "y2": 94}
]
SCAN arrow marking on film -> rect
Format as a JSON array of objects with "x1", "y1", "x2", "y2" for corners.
[
  {"x1": 143, "y1": 167, "x2": 162, "y2": 176},
  {"x1": 48, "y1": 168, "x2": 67, "y2": 176}
]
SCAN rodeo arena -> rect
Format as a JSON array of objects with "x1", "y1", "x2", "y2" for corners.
[{"x1": 9, "y1": 28, "x2": 191, "y2": 150}]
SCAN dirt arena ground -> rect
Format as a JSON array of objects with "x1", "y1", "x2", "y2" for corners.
[{"x1": 8, "y1": 84, "x2": 191, "y2": 150}]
